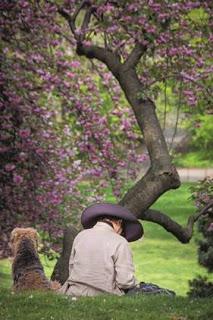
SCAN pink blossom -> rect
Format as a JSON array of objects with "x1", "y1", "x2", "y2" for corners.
[
  {"x1": 19, "y1": 129, "x2": 31, "y2": 139},
  {"x1": 70, "y1": 61, "x2": 80, "y2": 68},
  {"x1": 5, "y1": 164, "x2": 16, "y2": 172},
  {"x1": 137, "y1": 154, "x2": 149, "y2": 163},
  {"x1": 82, "y1": 41, "x2": 92, "y2": 47},
  {"x1": 19, "y1": 1, "x2": 29, "y2": 9},
  {"x1": 13, "y1": 174, "x2": 23, "y2": 184},
  {"x1": 127, "y1": 3, "x2": 139, "y2": 12},
  {"x1": 102, "y1": 72, "x2": 112, "y2": 83},
  {"x1": 138, "y1": 17, "x2": 146, "y2": 25},
  {"x1": 63, "y1": 126, "x2": 71, "y2": 136},
  {"x1": 35, "y1": 148, "x2": 44, "y2": 156},
  {"x1": 122, "y1": 15, "x2": 132, "y2": 23},
  {"x1": 196, "y1": 59, "x2": 204, "y2": 68},
  {"x1": 50, "y1": 194, "x2": 62, "y2": 205},
  {"x1": 158, "y1": 13, "x2": 169, "y2": 21},
  {"x1": 66, "y1": 72, "x2": 75, "y2": 78},
  {"x1": 145, "y1": 25, "x2": 157, "y2": 34},
  {"x1": 168, "y1": 48, "x2": 178, "y2": 56},
  {"x1": 0, "y1": 146, "x2": 10, "y2": 153},
  {"x1": 121, "y1": 119, "x2": 131, "y2": 131},
  {"x1": 107, "y1": 26, "x2": 118, "y2": 33}
]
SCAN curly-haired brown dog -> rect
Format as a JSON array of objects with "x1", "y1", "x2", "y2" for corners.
[{"x1": 10, "y1": 227, "x2": 60, "y2": 292}]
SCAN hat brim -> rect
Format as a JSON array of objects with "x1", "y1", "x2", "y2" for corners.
[{"x1": 81, "y1": 203, "x2": 143, "y2": 242}]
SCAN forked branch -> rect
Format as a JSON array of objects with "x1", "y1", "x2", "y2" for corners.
[
  {"x1": 58, "y1": 0, "x2": 92, "y2": 40},
  {"x1": 123, "y1": 42, "x2": 147, "y2": 70}
]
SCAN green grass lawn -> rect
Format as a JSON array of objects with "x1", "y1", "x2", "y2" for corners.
[
  {"x1": 0, "y1": 183, "x2": 213, "y2": 319},
  {"x1": 173, "y1": 151, "x2": 213, "y2": 168},
  {"x1": 1, "y1": 289, "x2": 213, "y2": 320},
  {"x1": 130, "y1": 183, "x2": 213, "y2": 296}
]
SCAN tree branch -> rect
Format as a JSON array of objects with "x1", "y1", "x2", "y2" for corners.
[
  {"x1": 81, "y1": 6, "x2": 93, "y2": 30},
  {"x1": 73, "y1": 0, "x2": 91, "y2": 22},
  {"x1": 57, "y1": 0, "x2": 89, "y2": 22},
  {"x1": 70, "y1": 40, "x2": 181, "y2": 223},
  {"x1": 141, "y1": 201, "x2": 213, "y2": 243},
  {"x1": 123, "y1": 42, "x2": 147, "y2": 70},
  {"x1": 58, "y1": 1, "x2": 92, "y2": 38},
  {"x1": 58, "y1": 8, "x2": 76, "y2": 35},
  {"x1": 119, "y1": 166, "x2": 180, "y2": 216},
  {"x1": 76, "y1": 43, "x2": 121, "y2": 77}
]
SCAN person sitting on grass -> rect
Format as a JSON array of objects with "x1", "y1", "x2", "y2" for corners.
[
  {"x1": 60, "y1": 203, "x2": 143, "y2": 296},
  {"x1": 60, "y1": 203, "x2": 175, "y2": 297}
]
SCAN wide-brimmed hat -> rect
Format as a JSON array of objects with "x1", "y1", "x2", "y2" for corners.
[{"x1": 81, "y1": 203, "x2": 143, "y2": 242}]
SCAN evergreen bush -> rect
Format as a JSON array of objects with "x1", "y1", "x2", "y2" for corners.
[{"x1": 188, "y1": 178, "x2": 213, "y2": 297}]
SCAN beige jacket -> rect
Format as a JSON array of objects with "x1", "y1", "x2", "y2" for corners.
[{"x1": 59, "y1": 222, "x2": 138, "y2": 296}]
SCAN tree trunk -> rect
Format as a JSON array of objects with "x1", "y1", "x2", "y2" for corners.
[
  {"x1": 51, "y1": 9, "x2": 210, "y2": 281},
  {"x1": 116, "y1": 68, "x2": 180, "y2": 214},
  {"x1": 51, "y1": 225, "x2": 79, "y2": 284}
]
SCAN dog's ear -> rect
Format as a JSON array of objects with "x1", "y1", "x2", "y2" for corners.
[
  {"x1": 29, "y1": 228, "x2": 40, "y2": 249},
  {"x1": 10, "y1": 228, "x2": 20, "y2": 254},
  {"x1": 10, "y1": 228, "x2": 19, "y2": 244}
]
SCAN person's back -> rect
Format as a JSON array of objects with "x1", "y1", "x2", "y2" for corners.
[
  {"x1": 60, "y1": 221, "x2": 138, "y2": 296},
  {"x1": 59, "y1": 203, "x2": 176, "y2": 297}
]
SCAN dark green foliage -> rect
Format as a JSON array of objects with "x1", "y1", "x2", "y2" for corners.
[
  {"x1": 188, "y1": 178, "x2": 213, "y2": 297},
  {"x1": 192, "y1": 178, "x2": 213, "y2": 273},
  {"x1": 197, "y1": 217, "x2": 213, "y2": 272},
  {"x1": 188, "y1": 276, "x2": 213, "y2": 298},
  {"x1": 192, "y1": 115, "x2": 213, "y2": 155}
]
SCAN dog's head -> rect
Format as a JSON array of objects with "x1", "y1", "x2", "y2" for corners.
[{"x1": 10, "y1": 227, "x2": 39, "y2": 256}]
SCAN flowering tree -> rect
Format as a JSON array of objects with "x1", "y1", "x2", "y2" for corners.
[
  {"x1": 0, "y1": 1, "x2": 212, "y2": 256},
  {"x1": 0, "y1": 0, "x2": 148, "y2": 256},
  {"x1": 56, "y1": 0, "x2": 212, "y2": 242},
  {"x1": 0, "y1": 1, "x2": 80, "y2": 255}
]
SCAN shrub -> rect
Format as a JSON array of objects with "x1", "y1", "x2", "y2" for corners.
[{"x1": 188, "y1": 177, "x2": 213, "y2": 297}]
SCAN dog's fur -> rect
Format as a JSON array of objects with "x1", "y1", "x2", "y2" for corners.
[{"x1": 10, "y1": 227, "x2": 60, "y2": 292}]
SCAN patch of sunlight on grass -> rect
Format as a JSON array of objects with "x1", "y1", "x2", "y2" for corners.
[
  {"x1": 0, "y1": 258, "x2": 12, "y2": 289},
  {"x1": 131, "y1": 236, "x2": 213, "y2": 296}
]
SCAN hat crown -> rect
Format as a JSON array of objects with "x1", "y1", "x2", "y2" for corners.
[{"x1": 81, "y1": 203, "x2": 143, "y2": 242}]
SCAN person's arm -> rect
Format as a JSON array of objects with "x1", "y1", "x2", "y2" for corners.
[{"x1": 114, "y1": 240, "x2": 138, "y2": 290}]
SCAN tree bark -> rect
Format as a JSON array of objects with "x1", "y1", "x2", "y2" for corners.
[
  {"x1": 117, "y1": 67, "x2": 180, "y2": 210},
  {"x1": 76, "y1": 47, "x2": 181, "y2": 214},
  {"x1": 51, "y1": 225, "x2": 79, "y2": 284}
]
